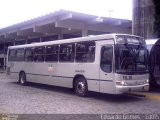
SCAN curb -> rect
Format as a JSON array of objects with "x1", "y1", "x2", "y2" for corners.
[
  {"x1": 126, "y1": 92, "x2": 160, "y2": 101},
  {"x1": 125, "y1": 93, "x2": 146, "y2": 98},
  {"x1": 144, "y1": 93, "x2": 160, "y2": 101}
]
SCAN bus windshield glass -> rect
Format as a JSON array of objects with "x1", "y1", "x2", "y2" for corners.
[{"x1": 115, "y1": 35, "x2": 148, "y2": 74}]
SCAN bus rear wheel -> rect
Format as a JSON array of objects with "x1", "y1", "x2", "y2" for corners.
[
  {"x1": 19, "y1": 72, "x2": 27, "y2": 86},
  {"x1": 74, "y1": 77, "x2": 88, "y2": 97}
]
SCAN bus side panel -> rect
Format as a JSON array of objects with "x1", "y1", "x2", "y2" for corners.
[
  {"x1": 49, "y1": 63, "x2": 73, "y2": 88},
  {"x1": 26, "y1": 62, "x2": 73, "y2": 88},
  {"x1": 26, "y1": 62, "x2": 100, "y2": 91},
  {"x1": 9, "y1": 62, "x2": 23, "y2": 82},
  {"x1": 28, "y1": 63, "x2": 50, "y2": 84},
  {"x1": 74, "y1": 63, "x2": 100, "y2": 92},
  {"x1": 53, "y1": 63, "x2": 100, "y2": 91},
  {"x1": 100, "y1": 81, "x2": 116, "y2": 94},
  {"x1": 48, "y1": 62, "x2": 73, "y2": 88},
  {"x1": 7, "y1": 61, "x2": 14, "y2": 79},
  {"x1": 50, "y1": 76, "x2": 73, "y2": 88},
  {"x1": 22, "y1": 62, "x2": 35, "y2": 82},
  {"x1": 87, "y1": 80, "x2": 99, "y2": 92},
  {"x1": 54, "y1": 63, "x2": 76, "y2": 88}
]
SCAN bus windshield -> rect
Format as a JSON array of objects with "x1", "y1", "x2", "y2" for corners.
[{"x1": 115, "y1": 42, "x2": 148, "y2": 75}]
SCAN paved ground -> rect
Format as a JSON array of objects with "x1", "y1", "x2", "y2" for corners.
[{"x1": 0, "y1": 73, "x2": 160, "y2": 115}]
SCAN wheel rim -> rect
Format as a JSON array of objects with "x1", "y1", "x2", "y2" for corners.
[
  {"x1": 76, "y1": 81, "x2": 85, "y2": 94},
  {"x1": 20, "y1": 74, "x2": 25, "y2": 84}
]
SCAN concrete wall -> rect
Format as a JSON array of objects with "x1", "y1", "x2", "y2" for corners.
[{"x1": 132, "y1": 0, "x2": 155, "y2": 39}]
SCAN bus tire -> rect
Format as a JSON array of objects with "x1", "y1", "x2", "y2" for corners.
[
  {"x1": 19, "y1": 72, "x2": 27, "y2": 86},
  {"x1": 74, "y1": 77, "x2": 88, "y2": 97}
]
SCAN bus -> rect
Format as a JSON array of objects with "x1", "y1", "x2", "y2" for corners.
[
  {"x1": 6, "y1": 34, "x2": 149, "y2": 96},
  {"x1": 146, "y1": 38, "x2": 160, "y2": 86}
]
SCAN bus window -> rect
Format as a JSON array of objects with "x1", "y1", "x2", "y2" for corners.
[
  {"x1": 16, "y1": 49, "x2": 25, "y2": 61},
  {"x1": 76, "y1": 41, "x2": 95, "y2": 62},
  {"x1": 46, "y1": 45, "x2": 59, "y2": 62},
  {"x1": 100, "y1": 46, "x2": 113, "y2": 73},
  {"x1": 8, "y1": 49, "x2": 17, "y2": 61},
  {"x1": 34, "y1": 46, "x2": 45, "y2": 62},
  {"x1": 25, "y1": 48, "x2": 34, "y2": 62},
  {"x1": 59, "y1": 44, "x2": 75, "y2": 62}
]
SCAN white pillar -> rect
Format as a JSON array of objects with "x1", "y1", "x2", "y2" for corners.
[
  {"x1": 82, "y1": 28, "x2": 88, "y2": 37},
  {"x1": 3, "y1": 39, "x2": 6, "y2": 70},
  {"x1": 14, "y1": 39, "x2": 16, "y2": 45},
  {"x1": 3, "y1": 55, "x2": 6, "y2": 70},
  {"x1": 40, "y1": 37, "x2": 43, "y2": 42},
  {"x1": 58, "y1": 34, "x2": 63, "y2": 40}
]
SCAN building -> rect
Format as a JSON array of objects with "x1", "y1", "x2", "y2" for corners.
[{"x1": 0, "y1": 9, "x2": 132, "y2": 69}]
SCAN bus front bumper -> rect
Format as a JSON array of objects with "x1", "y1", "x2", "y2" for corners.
[{"x1": 116, "y1": 84, "x2": 149, "y2": 94}]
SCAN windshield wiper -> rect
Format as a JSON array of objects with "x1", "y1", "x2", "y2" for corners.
[{"x1": 124, "y1": 43, "x2": 143, "y2": 71}]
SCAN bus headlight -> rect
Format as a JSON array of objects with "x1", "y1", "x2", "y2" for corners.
[
  {"x1": 116, "y1": 81, "x2": 128, "y2": 86},
  {"x1": 144, "y1": 79, "x2": 149, "y2": 84}
]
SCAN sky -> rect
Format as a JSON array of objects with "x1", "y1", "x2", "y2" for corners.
[{"x1": 0, "y1": 0, "x2": 132, "y2": 29}]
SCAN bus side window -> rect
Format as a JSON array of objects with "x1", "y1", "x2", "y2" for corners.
[
  {"x1": 76, "y1": 41, "x2": 95, "y2": 62},
  {"x1": 59, "y1": 44, "x2": 75, "y2": 62},
  {"x1": 34, "y1": 46, "x2": 45, "y2": 62},
  {"x1": 100, "y1": 46, "x2": 113, "y2": 73},
  {"x1": 8, "y1": 49, "x2": 17, "y2": 61},
  {"x1": 46, "y1": 45, "x2": 59, "y2": 62},
  {"x1": 16, "y1": 49, "x2": 25, "y2": 61},
  {"x1": 25, "y1": 48, "x2": 34, "y2": 62}
]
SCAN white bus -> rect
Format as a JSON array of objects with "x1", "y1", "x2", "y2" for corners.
[
  {"x1": 6, "y1": 34, "x2": 149, "y2": 96},
  {"x1": 146, "y1": 38, "x2": 160, "y2": 86}
]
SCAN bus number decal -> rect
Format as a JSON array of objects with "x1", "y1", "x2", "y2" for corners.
[
  {"x1": 75, "y1": 70, "x2": 85, "y2": 73},
  {"x1": 48, "y1": 64, "x2": 54, "y2": 72}
]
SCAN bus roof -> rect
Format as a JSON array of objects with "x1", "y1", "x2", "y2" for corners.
[{"x1": 8, "y1": 33, "x2": 141, "y2": 49}]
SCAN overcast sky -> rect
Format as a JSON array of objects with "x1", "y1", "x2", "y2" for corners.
[{"x1": 0, "y1": 0, "x2": 132, "y2": 29}]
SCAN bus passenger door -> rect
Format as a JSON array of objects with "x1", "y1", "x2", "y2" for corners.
[{"x1": 99, "y1": 45, "x2": 115, "y2": 94}]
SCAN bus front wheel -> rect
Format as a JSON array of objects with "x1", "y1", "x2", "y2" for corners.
[
  {"x1": 19, "y1": 72, "x2": 27, "y2": 86},
  {"x1": 74, "y1": 77, "x2": 88, "y2": 97}
]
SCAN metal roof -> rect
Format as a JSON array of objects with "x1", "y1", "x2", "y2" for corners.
[{"x1": 0, "y1": 9, "x2": 132, "y2": 43}]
